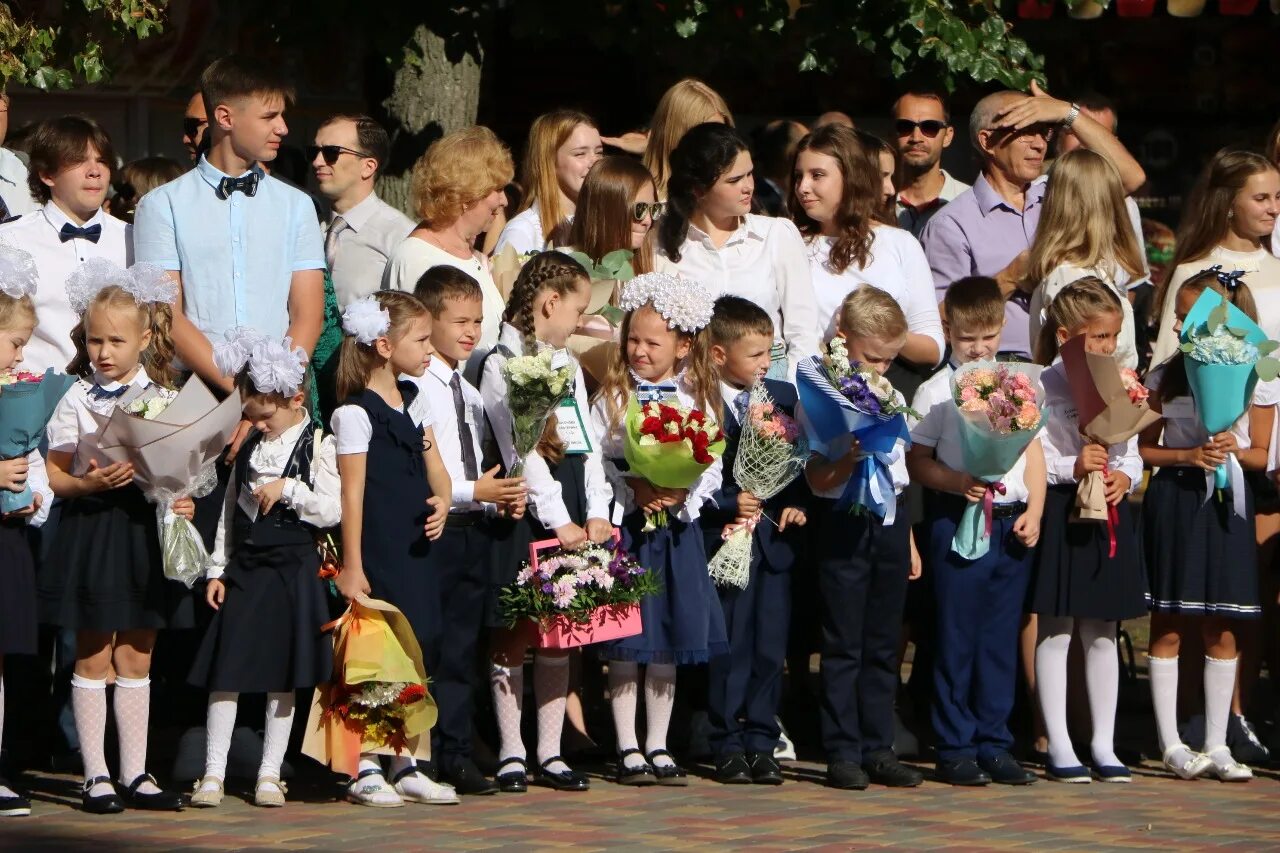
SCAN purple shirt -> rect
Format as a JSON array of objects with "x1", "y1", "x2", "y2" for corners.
[{"x1": 919, "y1": 173, "x2": 1046, "y2": 358}]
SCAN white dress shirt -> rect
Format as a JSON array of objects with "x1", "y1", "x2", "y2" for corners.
[
  {"x1": 798, "y1": 391, "x2": 910, "y2": 500},
  {"x1": 910, "y1": 364, "x2": 1029, "y2": 503},
  {"x1": 327, "y1": 191, "x2": 414, "y2": 308},
  {"x1": 480, "y1": 322, "x2": 612, "y2": 530},
  {"x1": 208, "y1": 415, "x2": 341, "y2": 576},
  {"x1": 1029, "y1": 262, "x2": 1137, "y2": 370},
  {"x1": 1039, "y1": 360, "x2": 1142, "y2": 490},
  {"x1": 0, "y1": 202, "x2": 132, "y2": 373},
  {"x1": 0, "y1": 148, "x2": 36, "y2": 218},
  {"x1": 494, "y1": 206, "x2": 547, "y2": 255},
  {"x1": 403, "y1": 356, "x2": 491, "y2": 513},
  {"x1": 46, "y1": 368, "x2": 156, "y2": 477},
  {"x1": 588, "y1": 379, "x2": 723, "y2": 523},
  {"x1": 808, "y1": 226, "x2": 944, "y2": 362},
  {"x1": 660, "y1": 214, "x2": 818, "y2": 374}
]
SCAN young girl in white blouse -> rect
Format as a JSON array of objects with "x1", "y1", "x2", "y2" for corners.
[
  {"x1": 41, "y1": 261, "x2": 190, "y2": 814},
  {"x1": 188, "y1": 332, "x2": 341, "y2": 809},
  {"x1": 589, "y1": 272, "x2": 727, "y2": 786},
  {"x1": 657, "y1": 122, "x2": 817, "y2": 378},
  {"x1": 1032, "y1": 278, "x2": 1146, "y2": 784},
  {"x1": 1140, "y1": 269, "x2": 1272, "y2": 783},
  {"x1": 480, "y1": 251, "x2": 614, "y2": 793}
]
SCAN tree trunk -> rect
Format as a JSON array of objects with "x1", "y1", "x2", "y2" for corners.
[{"x1": 378, "y1": 23, "x2": 483, "y2": 215}]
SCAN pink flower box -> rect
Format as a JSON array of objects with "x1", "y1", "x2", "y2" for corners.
[{"x1": 532, "y1": 603, "x2": 644, "y2": 650}]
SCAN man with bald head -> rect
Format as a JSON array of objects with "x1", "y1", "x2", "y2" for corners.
[
  {"x1": 919, "y1": 82, "x2": 1146, "y2": 359},
  {"x1": 814, "y1": 110, "x2": 854, "y2": 129},
  {"x1": 182, "y1": 92, "x2": 208, "y2": 163}
]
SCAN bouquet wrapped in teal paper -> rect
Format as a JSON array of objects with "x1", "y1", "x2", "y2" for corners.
[{"x1": 0, "y1": 368, "x2": 77, "y2": 514}]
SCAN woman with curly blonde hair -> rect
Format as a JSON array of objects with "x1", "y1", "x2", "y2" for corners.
[{"x1": 382, "y1": 126, "x2": 514, "y2": 360}]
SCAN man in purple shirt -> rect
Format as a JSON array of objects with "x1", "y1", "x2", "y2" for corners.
[{"x1": 920, "y1": 82, "x2": 1146, "y2": 359}]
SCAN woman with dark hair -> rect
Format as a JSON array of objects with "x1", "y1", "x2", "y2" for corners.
[
  {"x1": 657, "y1": 122, "x2": 816, "y2": 378},
  {"x1": 792, "y1": 123, "x2": 942, "y2": 368}
]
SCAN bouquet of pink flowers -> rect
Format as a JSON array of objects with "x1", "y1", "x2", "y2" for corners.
[
  {"x1": 949, "y1": 361, "x2": 1046, "y2": 559},
  {"x1": 1119, "y1": 368, "x2": 1149, "y2": 406}
]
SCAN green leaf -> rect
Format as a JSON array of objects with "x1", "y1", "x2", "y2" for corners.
[
  {"x1": 29, "y1": 66, "x2": 58, "y2": 90},
  {"x1": 674, "y1": 17, "x2": 698, "y2": 38},
  {"x1": 1180, "y1": 342, "x2": 1195, "y2": 354},
  {"x1": 1209, "y1": 303, "x2": 1229, "y2": 330},
  {"x1": 1257, "y1": 357, "x2": 1280, "y2": 383},
  {"x1": 594, "y1": 305, "x2": 625, "y2": 326},
  {"x1": 599, "y1": 249, "x2": 634, "y2": 277},
  {"x1": 1258, "y1": 340, "x2": 1279, "y2": 357},
  {"x1": 566, "y1": 251, "x2": 595, "y2": 273},
  {"x1": 1226, "y1": 325, "x2": 1248, "y2": 339}
]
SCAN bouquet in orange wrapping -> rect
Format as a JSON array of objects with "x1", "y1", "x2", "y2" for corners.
[{"x1": 302, "y1": 596, "x2": 437, "y2": 776}]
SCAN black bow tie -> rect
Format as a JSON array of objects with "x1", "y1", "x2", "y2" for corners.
[
  {"x1": 216, "y1": 173, "x2": 260, "y2": 200},
  {"x1": 59, "y1": 222, "x2": 102, "y2": 244},
  {"x1": 88, "y1": 384, "x2": 127, "y2": 400}
]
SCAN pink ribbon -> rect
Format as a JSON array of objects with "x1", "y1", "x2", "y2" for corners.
[
  {"x1": 983, "y1": 481, "x2": 1007, "y2": 538},
  {"x1": 722, "y1": 512, "x2": 761, "y2": 541},
  {"x1": 1102, "y1": 462, "x2": 1119, "y2": 559}
]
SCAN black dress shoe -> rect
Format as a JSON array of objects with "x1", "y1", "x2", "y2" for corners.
[
  {"x1": 645, "y1": 749, "x2": 688, "y2": 786},
  {"x1": 936, "y1": 758, "x2": 991, "y2": 786},
  {"x1": 714, "y1": 753, "x2": 752, "y2": 784},
  {"x1": 747, "y1": 753, "x2": 784, "y2": 785},
  {"x1": 827, "y1": 761, "x2": 869, "y2": 790},
  {"x1": 979, "y1": 752, "x2": 1037, "y2": 786},
  {"x1": 494, "y1": 757, "x2": 528, "y2": 793},
  {"x1": 441, "y1": 759, "x2": 498, "y2": 795},
  {"x1": 121, "y1": 774, "x2": 183, "y2": 811},
  {"x1": 81, "y1": 776, "x2": 124, "y2": 814},
  {"x1": 615, "y1": 748, "x2": 657, "y2": 786},
  {"x1": 864, "y1": 754, "x2": 924, "y2": 788},
  {"x1": 538, "y1": 757, "x2": 589, "y2": 791}
]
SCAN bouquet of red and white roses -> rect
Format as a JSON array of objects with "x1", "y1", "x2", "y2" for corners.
[{"x1": 623, "y1": 397, "x2": 726, "y2": 530}]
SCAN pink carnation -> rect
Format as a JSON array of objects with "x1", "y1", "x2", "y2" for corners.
[{"x1": 959, "y1": 386, "x2": 979, "y2": 402}]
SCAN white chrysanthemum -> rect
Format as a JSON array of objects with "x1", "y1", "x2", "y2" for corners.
[
  {"x1": 619, "y1": 272, "x2": 714, "y2": 333},
  {"x1": 342, "y1": 297, "x2": 390, "y2": 344}
]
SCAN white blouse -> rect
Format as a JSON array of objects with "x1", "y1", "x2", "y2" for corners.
[
  {"x1": 494, "y1": 206, "x2": 547, "y2": 255},
  {"x1": 808, "y1": 227, "x2": 944, "y2": 363},
  {"x1": 660, "y1": 214, "x2": 818, "y2": 374},
  {"x1": 480, "y1": 322, "x2": 613, "y2": 530},
  {"x1": 1039, "y1": 360, "x2": 1143, "y2": 489},
  {"x1": 331, "y1": 391, "x2": 436, "y2": 456},
  {"x1": 1030, "y1": 262, "x2": 1138, "y2": 370},
  {"x1": 208, "y1": 415, "x2": 341, "y2": 576},
  {"x1": 587, "y1": 379, "x2": 723, "y2": 523},
  {"x1": 46, "y1": 368, "x2": 158, "y2": 477}
]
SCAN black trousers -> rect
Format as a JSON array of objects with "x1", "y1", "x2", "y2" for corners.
[{"x1": 816, "y1": 499, "x2": 911, "y2": 765}]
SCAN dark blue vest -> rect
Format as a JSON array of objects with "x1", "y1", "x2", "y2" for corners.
[{"x1": 231, "y1": 425, "x2": 317, "y2": 549}]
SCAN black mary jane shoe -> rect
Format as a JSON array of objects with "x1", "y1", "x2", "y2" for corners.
[
  {"x1": 539, "y1": 757, "x2": 590, "y2": 792},
  {"x1": 645, "y1": 749, "x2": 688, "y2": 787},
  {"x1": 494, "y1": 757, "x2": 528, "y2": 793},
  {"x1": 81, "y1": 776, "x2": 125, "y2": 815},
  {"x1": 121, "y1": 774, "x2": 184, "y2": 811},
  {"x1": 615, "y1": 748, "x2": 657, "y2": 786}
]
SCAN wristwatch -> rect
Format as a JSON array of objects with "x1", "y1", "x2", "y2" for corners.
[{"x1": 1062, "y1": 102, "x2": 1081, "y2": 129}]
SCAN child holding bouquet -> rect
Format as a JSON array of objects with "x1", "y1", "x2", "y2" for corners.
[
  {"x1": 802, "y1": 286, "x2": 923, "y2": 791},
  {"x1": 589, "y1": 271, "x2": 727, "y2": 786},
  {"x1": 0, "y1": 257, "x2": 54, "y2": 818},
  {"x1": 702, "y1": 295, "x2": 807, "y2": 786},
  {"x1": 1140, "y1": 268, "x2": 1273, "y2": 782},
  {"x1": 1032, "y1": 278, "x2": 1147, "y2": 783},
  {"x1": 330, "y1": 291, "x2": 454, "y2": 808},
  {"x1": 41, "y1": 263, "x2": 192, "y2": 813},
  {"x1": 906, "y1": 277, "x2": 1044, "y2": 787},
  {"x1": 187, "y1": 332, "x2": 341, "y2": 808},
  {"x1": 480, "y1": 251, "x2": 614, "y2": 793}
]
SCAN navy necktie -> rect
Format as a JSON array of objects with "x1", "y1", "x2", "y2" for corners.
[
  {"x1": 636, "y1": 381, "x2": 678, "y2": 403},
  {"x1": 88, "y1": 384, "x2": 127, "y2": 401},
  {"x1": 59, "y1": 223, "x2": 102, "y2": 244},
  {"x1": 217, "y1": 173, "x2": 260, "y2": 200}
]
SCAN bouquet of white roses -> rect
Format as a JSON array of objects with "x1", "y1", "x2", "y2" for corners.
[{"x1": 500, "y1": 348, "x2": 577, "y2": 477}]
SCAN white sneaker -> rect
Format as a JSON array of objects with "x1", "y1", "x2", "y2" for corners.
[
  {"x1": 1204, "y1": 747, "x2": 1253, "y2": 783},
  {"x1": 346, "y1": 770, "x2": 405, "y2": 807},
  {"x1": 394, "y1": 770, "x2": 460, "y2": 805},
  {"x1": 774, "y1": 718, "x2": 797, "y2": 761},
  {"x1": 1161, "y1": 744, "x2": 1211, "y2": 780}
]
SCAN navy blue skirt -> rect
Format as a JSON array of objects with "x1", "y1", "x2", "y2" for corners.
[
  {"x1": 601, "y1": 510, "x2": 729, "y2": 665},
  {"x1": 0, "y1": 522, "x2": 37, "y2": 655}
]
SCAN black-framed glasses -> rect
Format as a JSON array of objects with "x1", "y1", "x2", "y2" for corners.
[
  {"x1": 182, "y1": 116, "x2": 207, "y2": 138},
  {"x1": 894, "y1": 119, "x2": 948, "y2": 138},
  {"x1": 306, "y1": 144, "x2": 372, "y2": 165},
  {"x1": 632, "y1": 201, "x2": 666, "y2": 222}
]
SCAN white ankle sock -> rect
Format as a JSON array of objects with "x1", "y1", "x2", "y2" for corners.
[
  {"x1": 608, "y1": 661, "x2": 645, "y2": 769},
  {"x1": 1035, "y1": 616, "x2": 1079, "y2": 769},
  {"x1": 357, "y1": 755, "x2": 383, "y2": 777},
  {"x1": 643, "y1": 663, "x2": 677, "y2": 768},
  {"x1": 1079, "y1": 619, "x2": 1121, "y2": 768},
  {"x1": 1203, "y1": 656, "x2": 1238, "y2": 754},
  {"x1": 534, "y1": 654, "x2": 570, "y2": 774},
  {"x1": 258, "y1": 692, "x2": 294, "y2": 781},
  {"x1": 204, "y1": 691, "x2": 238, "y2": 783},
  {"x1": 1147, "y1": 656, "x2": 1181, "y2": 753},
  {"x1": 490, "y1": 662, "x2": 526, "y2": 776},
  {"x1": 71, "y1": 674, "x2": 113, "y2": 797}
]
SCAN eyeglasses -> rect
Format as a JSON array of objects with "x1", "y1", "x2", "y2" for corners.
[
  {"x1": 182, "y1": 116, "x2": 207, "y2": 139},
  {"x1": 894, "y1": 119, "x2": 948, "y2": 138},
  {"x1": 306, "y1": 144, "x2": 372, "y2": 165},
  {"x1": 987, "y1": 122, "x2": 1055, "y2": 144},
  {"x1": 632, "y1": 201, "x2": 666, "y2": 222}
]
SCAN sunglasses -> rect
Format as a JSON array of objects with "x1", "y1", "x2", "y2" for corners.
[
  {"x1": 632, "y1": 201, "x2": 666, "y2": 222},
  {"x1": 894, "y1": 119, "x2": 948, "y2": 138},
  {"x1": 306, "y1": 144, "x2": 372, "y2": 165},
  {"x1": 987, "y1": 122, "x2": 1056, "y2": 144},
  {"x1": 182, "y1": 116, "x2": 207, "y2": 139}
]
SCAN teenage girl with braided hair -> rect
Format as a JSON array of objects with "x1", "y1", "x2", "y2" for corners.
[{"x1": 479, "y1": 251, "x2": 615, "y2": 792}]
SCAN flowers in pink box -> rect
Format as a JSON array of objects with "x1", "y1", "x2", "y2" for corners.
[{"x1": 953, "y1": 364, "x2": 1043, "y2": 434}]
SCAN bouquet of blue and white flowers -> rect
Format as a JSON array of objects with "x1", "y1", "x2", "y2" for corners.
[{"x1": 500, "y1": 347, "x2": 577, "y2": 477}]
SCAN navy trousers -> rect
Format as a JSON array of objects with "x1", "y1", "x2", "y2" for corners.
[
  {"x1": 926, "y1": 497, "x2": 1031, "y2": 762},
  {"x1": 816, "y1": 499, "x2": 911, "y2": 765}
]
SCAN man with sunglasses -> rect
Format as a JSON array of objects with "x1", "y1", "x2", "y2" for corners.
[
  {"x1": 919, "y1": 81, "x2": 1145, "y2": 360},
  {"x1": 310, "y1": 115, "x2": 412, "y2": 307},
  {"x1": 891, "y1": 92, "x2": 969, "y2": 238},
  {"x1": 182, "y1": 92, "x2": 209, "y2": 164}
]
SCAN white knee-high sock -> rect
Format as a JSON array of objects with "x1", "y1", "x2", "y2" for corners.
[
  {"x1": 608, "y1": 661, "x2": 645, "y2": 770},
  {"x1": 643, "y1": 663, "x2": 677, "y2": 767},
  {"x1": 204, "y1": 691, "x2": 239, "y2": 783},
  {"x1": 71, "y1": 674, "x2": 112, "y2": 797},
  {"x1": 114, "y1": 675, "x2": 158, "y2": 793},
  {"x1": 534, "y1": 654, "x2": 570, "y2": 773},
  {"x1": 490, "y1": 662, "x2": 526, "y2": 775},
  {"x1": 0, "y1": 675, "x2": 13, "y2": 800},
  {"x1": 1035, "y1": 616, "x2": 1079, "y2": 768},
  {"x1": 258, "y1": 692, "x2": 295, "y2": 781},
  {"x1": 1079, "y1": 618, "x2": 1121, "y2": 768},
  {"x1": 1147, "y1": 656, "x2": 1181, "y2": 752},
  {"x1": 1203, "y1": 656, "x2": 1238, "y2": 754}
]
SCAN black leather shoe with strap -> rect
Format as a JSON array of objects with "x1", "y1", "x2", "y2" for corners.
[
  {"x1": 538, "y1": 756, "x2": 590, "y2": 791},
  {"x1": 615, "y1": 748, "x2": 657, "y2": 786},
  {"x1": 645, "y1": 749, "x2": 688, "y2": 786},
  {"x1": 81, "y1": 776, "x2": 125, "y2": 814},
  {"x1": 494, "y1": 757, "x2": 528, "y2": 793},
  {"x1": 121, "y1": 774, "x2": 183, "y2": 811}
]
